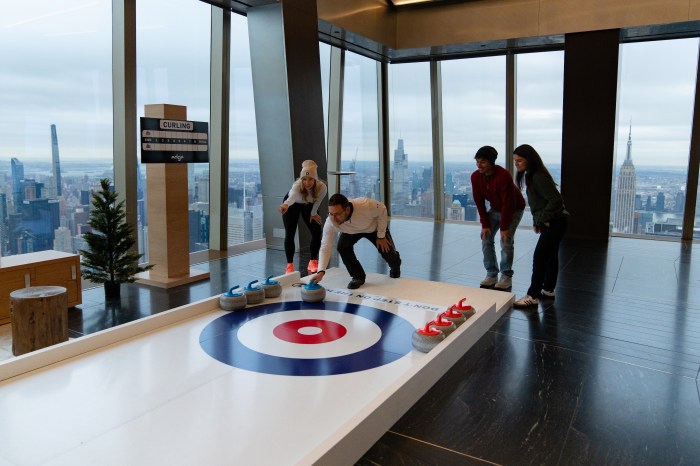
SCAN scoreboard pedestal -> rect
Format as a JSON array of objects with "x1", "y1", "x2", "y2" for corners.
[{"x1": 136, "y1": 104, "x2": 209, "y2": 289}]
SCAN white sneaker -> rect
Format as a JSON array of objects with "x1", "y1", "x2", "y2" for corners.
[
  {"x1": 541, "y1": 289, "x2": 555, "y2": 298},
  {"x1": 494, "y1": 275, "x2": 512, "y2": 290},
  {"x1": 514, "y1": 295, "x2": 539, "y2": 308},
  {"x1": 480, "y1": 275, "x2": 498, "y2": 287}
]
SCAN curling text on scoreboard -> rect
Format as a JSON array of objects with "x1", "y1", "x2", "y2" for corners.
[{"x1": 140, "y1": 117, "x2": 209, "y2": 163}]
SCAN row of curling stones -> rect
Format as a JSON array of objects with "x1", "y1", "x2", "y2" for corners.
[
  {"x1": 411, "y1": 297, "x2": 476, "y2": 353},
  {"x1": 301, "y1": 281, "x2": 326, "y2": 303},
  {"x1": 219, "y1": 276, "x2": 282, "y2": 311}
]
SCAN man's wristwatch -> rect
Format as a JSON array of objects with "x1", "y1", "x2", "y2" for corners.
[{"x1": 317, "y1": 270, "x2": 325, "y2": 274}]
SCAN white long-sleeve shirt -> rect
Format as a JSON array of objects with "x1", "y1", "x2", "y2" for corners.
[
  {"x1": 318, "y1": 197, "x2": 389, "y2": 271},
  {"x1": 283, "y1": 180, "x2": 328, "y2": 216}
]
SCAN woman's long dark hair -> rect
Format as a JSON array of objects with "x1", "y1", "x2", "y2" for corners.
[{"x1": 514, "y1": 144, "x2": 556, "y2": 189}]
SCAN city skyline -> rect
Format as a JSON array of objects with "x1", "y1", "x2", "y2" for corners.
[{"x1": 0, "y1": 129, "x2": 696, "y2": 260}]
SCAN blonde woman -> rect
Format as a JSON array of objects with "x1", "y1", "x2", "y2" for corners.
[{"x1": 279, "y1": 160, "x2": 328, "y2": 274}]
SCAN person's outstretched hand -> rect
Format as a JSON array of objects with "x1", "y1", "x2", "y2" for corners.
[{"x1": 311, "y1": 270, "x2": 325, "y2": 283}]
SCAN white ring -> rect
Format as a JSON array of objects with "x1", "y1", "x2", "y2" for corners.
[{"x1": 237, "y1": 309, "x2": 382, "y2": 359}]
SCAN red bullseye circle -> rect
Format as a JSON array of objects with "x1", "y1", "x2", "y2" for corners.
[{"x1": 273, "y1": 319, "x2": 347, "y2": 344}]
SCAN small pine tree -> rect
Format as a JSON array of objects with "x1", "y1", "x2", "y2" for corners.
[{"x1": 80, "y1": 178, "x2": 152, "y2": 285}]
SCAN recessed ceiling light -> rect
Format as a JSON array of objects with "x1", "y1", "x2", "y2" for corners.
[{"x1": 390, "y1": 0, "x2": 439, "y2": 6}]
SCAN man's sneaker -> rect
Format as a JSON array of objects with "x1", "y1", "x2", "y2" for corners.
[
  {"x1": 389, "y1": 265, "x2": 401, "y2": 278},
  {"x1": 307, "y1": 260, "x2": 318, "y2": 273},
  {"x1": 347, "y1": 278, "x2": 365, "y2": 289},
  {"x1": 513, "y1": 295, "x2": 539, "y2": 308},
  {"x1": 480, "y1": 275, "x2": 498, "y2": 287},
  {"x1": 494, "y1": 275, "x2": 512, "y2": 290},
  {"x1": 285, "y1": 263, "x2": 295, "y2": 274},
  {"x1": 541, "y1": 289, "x2": 555, "y2": 299}
]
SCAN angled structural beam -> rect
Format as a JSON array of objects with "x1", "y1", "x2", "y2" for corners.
[{"x1": 248, "y1": 0, "x2": 327, "y2": 251}]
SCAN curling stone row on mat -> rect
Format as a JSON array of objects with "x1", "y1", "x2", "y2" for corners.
[
  {"x1": 219, "y1": 286, "x2": 247, "y2": 311},
  {"x1": 411, "y1": 297, "x2": 476, "y2": 353},
  {"x1": 260, "y1": 275, "x2": 282, "y2": 298},
  {"x1": 452, "y1": 298, "x2": 476, "y2": 317},
  {"x1": 301, "y1": 281, "x2": 326, "y2": 303},
  {"x1": 219, "y1": 276, "x2": 282, "y2": 311}
]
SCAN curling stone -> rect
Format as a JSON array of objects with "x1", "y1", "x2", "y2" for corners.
[
  {"x1": 301, "y1": 281, "x2": 326, "y2": 303},
  {"x1": 453, "y1": 297, "x2": 476, "y2": 318},
  {"x1": 411, "y1": 323, "x2": 445, "y2": 353},
  {"x1": 260, "y1": 275, "x2": 282, "y2": 298},
  {"x1": 243, "y1": 280, "x2": 265, "y2": 304},
  {"x1": 429, "y1": 313, "x2": 457, "y2": 337},
  {"x1": 441, "y1": 306, "x2": 467, "y2": 327},
  {"x1": 219, "y1": 285, "x2": 247, "y2": 311}
]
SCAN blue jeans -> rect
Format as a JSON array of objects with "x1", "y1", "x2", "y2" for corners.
[{"x1": 482, "y1": 209, "x2": 524, "y2": 278}]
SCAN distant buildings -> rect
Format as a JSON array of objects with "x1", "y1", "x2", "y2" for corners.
[{"x1": 1, "y1": 127, "x2": 696, "y2": 259}]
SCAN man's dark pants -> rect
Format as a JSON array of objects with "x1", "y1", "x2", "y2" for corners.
[{"x1": 336, "y1": 229, "x2": 401, "y2": 280}]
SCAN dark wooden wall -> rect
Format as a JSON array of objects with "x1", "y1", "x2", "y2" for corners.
[{"x1": 561, "y1": 29, "x2": 621, "y2": 242}]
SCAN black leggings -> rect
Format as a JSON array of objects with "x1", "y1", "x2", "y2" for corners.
[
  {"x1": 282, "y1": 199, "x2": 322, "y2": 263},
  {"x1": 526, "y1": 217, "x2": 568, "y2": 298}
]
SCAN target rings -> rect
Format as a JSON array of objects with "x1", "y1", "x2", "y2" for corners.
[{"x1": 199, "y1": 300, "x2": 414, "y2": 376}]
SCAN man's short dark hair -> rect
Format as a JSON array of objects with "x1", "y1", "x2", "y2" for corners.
[
  {"x1": 474, "y1": 145, "x2": 498, "y2": 165},
  {"x1": 329, "y1": 193, "x2": 349, "y2": 208}
]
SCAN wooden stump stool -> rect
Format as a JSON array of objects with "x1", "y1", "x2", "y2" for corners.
[{"x1": 10, "y1": 286, "x2": 68, "y2": 356}]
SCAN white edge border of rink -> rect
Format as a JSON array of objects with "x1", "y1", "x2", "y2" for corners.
[{"x1": 0, "y1": 272, "x2": 302, "y2": 383}]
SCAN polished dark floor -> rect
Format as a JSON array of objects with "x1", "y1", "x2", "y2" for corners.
[{"x1": 68, "y1": 219, "x2": 700, "y2": 465}]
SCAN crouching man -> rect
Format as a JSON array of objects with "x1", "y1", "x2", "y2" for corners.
[{"x1": 311, "y1": 193, "x2": 401, "y2": 289}]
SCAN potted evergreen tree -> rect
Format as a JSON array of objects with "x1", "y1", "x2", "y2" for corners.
[{"x1": 80, "y1": 178, "x2": 152, "y2": 299}]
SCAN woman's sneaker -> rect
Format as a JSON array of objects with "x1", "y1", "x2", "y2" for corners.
[
  {"x1": 541, "y1": 289, "x2": 555, "y2": 299},
  {"x1": 285, "y1": 263, "x2": 295, "y2": 274},
  {"x1": 514, "y1": 295, "x2": 539, "y2": 308},
  {"x1": 307, "y1": 260, "x2": 319, "y2": 273}
]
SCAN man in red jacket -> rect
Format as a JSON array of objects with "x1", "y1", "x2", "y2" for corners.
[{"x1": 470, "y1": 146, "x2": 525, "y2": 290}]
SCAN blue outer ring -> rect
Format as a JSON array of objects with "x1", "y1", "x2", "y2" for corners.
[{"x1": 199, "y1": 300, "x2": 415, "y2": 376}]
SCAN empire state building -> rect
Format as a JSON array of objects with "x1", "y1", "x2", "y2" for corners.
[{"x1": 613, "y1": 125, "x2": 637, "y2": 233}]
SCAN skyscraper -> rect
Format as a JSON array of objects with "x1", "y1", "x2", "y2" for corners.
[
  {"x1": 0, "y1": 193, "x2": 8, "y2": 256},
  {"x1": 613, "y1": 125, "x2": 637, "y2": 233},
  {"x1": 11, "y1": 157, "x2": 24, "y2": 213},
  {"x1": 675, "y1": 191, "x2": 685, "y2": 213},
  {"x1": 656, "y1": 192, "x2": 665, "y2": 212},
  {"x1": 50, "y1": 124, "x2": 62, "y2": 197},
  {"x1": 392, "y1": 139, "x2": 409, "y2": 214}
]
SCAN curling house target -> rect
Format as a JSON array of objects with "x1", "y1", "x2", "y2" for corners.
[{"x1": 199, "y1": 300, "x2": 415, "y2": 376}]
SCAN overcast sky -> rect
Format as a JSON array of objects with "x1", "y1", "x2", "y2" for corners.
[{"x1": 1, "y1": 1, "x2": 698, "y2": 169}]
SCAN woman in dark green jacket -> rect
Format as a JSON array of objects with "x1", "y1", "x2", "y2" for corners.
[{"x1": 512, "y1": 144, "x2": 569, "y2": 308}]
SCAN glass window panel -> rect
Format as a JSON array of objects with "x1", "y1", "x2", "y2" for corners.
[
  {"x1": 516, "y1": 51, "x2": 564, "y2": 187},
  {"x1": 341, "y1": 51, "x2": 380, "y2": 199},
  {"x1": 136, "y1": 0, "x2": 210, "y2": 256},
  {"x1": 228, "y1": 13, "x2": 263, "y2": 246},
  {"x1": 441, "y1": 56, "x2": 506, "y2": 222},
  {"x1": 516, "y1": 51, "x2": 564, "y2": 227},
  {"x1": 612, "y1": 39, "x2": 698, "y2": 238},
  {"x1": 388, "y1": 62, "x2": 432, "y2": 217},
  {"x1": 0, "y1": 1, "x2": 112, "y2": 257}
]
